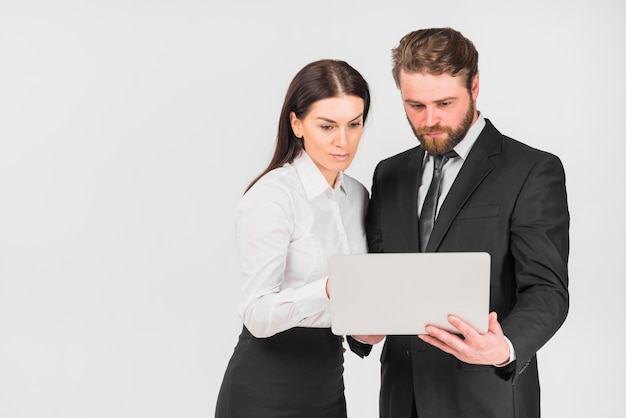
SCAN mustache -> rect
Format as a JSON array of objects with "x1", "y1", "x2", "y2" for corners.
[{"x1": 416, "y1": 125, "x2": 449, "y2": 134}]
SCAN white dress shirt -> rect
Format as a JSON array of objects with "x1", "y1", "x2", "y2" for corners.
[{"x1": 236, "y1": 151, "x2": 368, "y2": 338}]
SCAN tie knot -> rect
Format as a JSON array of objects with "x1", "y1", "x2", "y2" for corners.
[{"x1": 431, "y1": 150, "x2": 457, "y2": 169}]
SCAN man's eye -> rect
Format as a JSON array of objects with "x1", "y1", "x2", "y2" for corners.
[
  {"x1": 439, "y1": 101, "x2": 451, "y2": 107},
  {"x1": 411, "y1": 104, "x2": 425, "y2": 109}
]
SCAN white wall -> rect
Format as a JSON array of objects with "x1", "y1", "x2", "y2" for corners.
[{"x1": 1, "y1": 1, "x2": 624, "y2": 417}]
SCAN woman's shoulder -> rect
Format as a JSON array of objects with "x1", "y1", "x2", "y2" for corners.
[
  {"x1": 253, "y1": 164, "x2": 299, "y2": 190},
  {"x1": 342, "y1": 173, "x2": 369, "y2": 198},
  {"x1": 239, "y1": 165, "x2": 299, "y2": 206}
]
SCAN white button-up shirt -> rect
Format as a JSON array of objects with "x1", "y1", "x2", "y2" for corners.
[{"x1": 236, "y1": 151, "x2": 368, "y2": 338}]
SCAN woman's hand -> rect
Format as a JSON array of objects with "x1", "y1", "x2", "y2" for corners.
[{"x1": 351, "y1": 335, "x2": 386, "y2": 345}]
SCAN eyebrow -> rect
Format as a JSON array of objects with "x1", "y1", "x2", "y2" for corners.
[
  {"x1": 315, "y1": 113, "x2": 364, "y2": 123},
  {"x1": 404, "y1": 97, "x2": 458, "y2": 105}
]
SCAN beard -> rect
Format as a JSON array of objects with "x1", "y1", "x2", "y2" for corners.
[{"x1": 410, "y1": 98, "x2": 476, "y2": 155}]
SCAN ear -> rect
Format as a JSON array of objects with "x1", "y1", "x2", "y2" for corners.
[
  {"x1": 289, "y1": 111, "x2": 302, "y2": 138},
  {"x1": 471, "y1": 72, "x2": 480, "y2": 100}
]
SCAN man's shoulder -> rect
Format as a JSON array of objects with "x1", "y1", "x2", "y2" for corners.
[{"x1": 483, "y1": 119, "x2": 560, "y2": 161}]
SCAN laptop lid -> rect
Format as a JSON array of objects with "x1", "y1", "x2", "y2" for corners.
[{"x1": 328, "y1": 252, "x2": 490, "y2": 335}]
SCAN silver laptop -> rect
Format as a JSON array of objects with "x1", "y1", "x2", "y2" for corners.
[{"x1": 328, "y1": 252, "x2": 490, "y2": 335}]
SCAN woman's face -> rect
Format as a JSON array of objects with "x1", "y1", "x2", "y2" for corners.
[{"x1": 290, "y1": 95, "x2": 365, "y2": 187}]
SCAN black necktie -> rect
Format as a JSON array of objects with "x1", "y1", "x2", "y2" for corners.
[{"x1": 419, "y1": 151, "x2": 458, "y2": 252}]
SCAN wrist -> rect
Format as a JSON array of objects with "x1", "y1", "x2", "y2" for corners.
[{"x1": 494, "y1": 336, "x2": 514, "y2": 367}]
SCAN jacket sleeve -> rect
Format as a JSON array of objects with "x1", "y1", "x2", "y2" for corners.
[
  {"x1": 503, "y1": 152, "x2": 570, "y2": 382},
  {"x1": 347, "y1": 335, "x2": 373, "y2": 358}
]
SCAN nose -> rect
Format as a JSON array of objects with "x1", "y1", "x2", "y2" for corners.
[
  {"x1": 425, "y1": 106, "x2": 439, "y2": 127},
  {"x1": 334, "y1": 128, "x2": 348, "y2": 146}
]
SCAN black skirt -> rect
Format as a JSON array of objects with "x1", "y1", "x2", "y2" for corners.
[{"x1": 215, "y1": 326, "x2": 346, "y2": 418}]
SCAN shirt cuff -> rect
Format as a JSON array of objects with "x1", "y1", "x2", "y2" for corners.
[{"x1": 292, "y1": 277, "x2": 330, "y2": 318}]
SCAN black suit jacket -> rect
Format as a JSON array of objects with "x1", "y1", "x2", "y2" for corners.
[{"x1": 366, "y1": 120, "x2": 569, "y2": 418}]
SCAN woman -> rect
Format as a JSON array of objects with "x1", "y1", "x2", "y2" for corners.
[{"x1": 215, "y1": 59, "x2": 377, "y2": 418}]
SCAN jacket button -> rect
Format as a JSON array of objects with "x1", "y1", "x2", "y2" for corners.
[{"x1": 406, "y1": 350, "x2": 411, "y2": 358}]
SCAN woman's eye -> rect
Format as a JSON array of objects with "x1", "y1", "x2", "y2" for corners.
[
  {"x1": 350, "y1": 122, "x2": 362, "y2": 128},
  {"x1": 320, "y1": 125, "x2": 333, "y2": 131}
]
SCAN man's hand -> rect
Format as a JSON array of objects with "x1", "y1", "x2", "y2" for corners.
[{"x1": 418, "y1": 312, "x2": 510, "y2": 365}]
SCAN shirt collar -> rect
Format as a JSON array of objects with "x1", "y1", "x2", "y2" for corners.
[
  {"x1": 453, "y1": 112, "x2": 485, "y2": 160},
  {"x1": 292, "y1": 151, "x2": 346, "y2": 200}
]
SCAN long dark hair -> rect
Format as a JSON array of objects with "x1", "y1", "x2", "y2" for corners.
[{"x1": 245, "y1": 59, "x2": 370, "y2": 193}]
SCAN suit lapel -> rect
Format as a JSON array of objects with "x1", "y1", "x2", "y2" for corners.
[{"x1": 426, "y1": 120, "x2": 502, "y2": 251}]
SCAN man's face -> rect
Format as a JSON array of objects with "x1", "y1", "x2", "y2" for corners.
[{"x1": 399, "y1": 70, "x2": 479, "y2": 155}]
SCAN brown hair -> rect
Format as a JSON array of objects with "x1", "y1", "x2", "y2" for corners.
[
  {"x1": 391, "y1": 27, "x2": 479, "y2": 91},
  {"x1": 245, "y1": 59, "x2": 370, "y2": 193}
]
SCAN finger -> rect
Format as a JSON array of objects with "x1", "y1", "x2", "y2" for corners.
[
  {"x1": 353, "y1": 335, "x2": 386, "y2": 345},
  {"x1": 447, "y1": 314, "x2": 480, "y2": 339},
  {"x1": 419, "y1": 334, "x2": 457, "y2": 356},
  {"x1": 487, "y1": 312, "x2": 504, "y2": 336},
  {"x1": 424, "y1": 325, "x2": 464, "y2": 350}
]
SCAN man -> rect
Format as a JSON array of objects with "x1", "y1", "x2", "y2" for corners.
[{"x1": 365, "y1": 27, "x2": 569, "y2": 417}]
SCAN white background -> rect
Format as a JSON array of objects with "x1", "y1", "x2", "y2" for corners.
[{"x1": 1, "y1": 1, "x2": 624, "y2": 417}]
